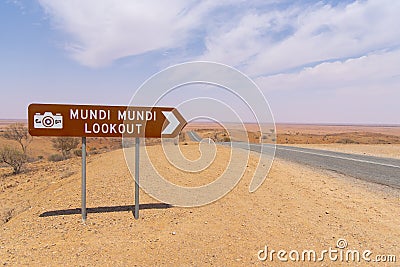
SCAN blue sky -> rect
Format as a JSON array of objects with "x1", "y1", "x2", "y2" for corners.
[{"x1": 1, "y1": 0, "x2": 400, "y2": 124}]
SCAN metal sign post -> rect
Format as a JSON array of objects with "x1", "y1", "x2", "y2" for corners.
[
  {"x1": 134, "y1": 138, "x2": 140, "y2": 219},
  {"x1": 82, "y1": 137, "x2": 87, "y2": 222}
]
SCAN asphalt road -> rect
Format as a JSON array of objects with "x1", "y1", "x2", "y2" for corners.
[{"x1": 187, "y1": 131, "x2": 400, "y2": 189}]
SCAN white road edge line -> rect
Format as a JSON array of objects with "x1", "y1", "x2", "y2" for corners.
[{"x1": 270, "y1": 145, "x2": 400, "y2": 169}]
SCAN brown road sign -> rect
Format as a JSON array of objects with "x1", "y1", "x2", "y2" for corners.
[{"x1": 28, "y1": 103, "x2": 186, "y2": 138}]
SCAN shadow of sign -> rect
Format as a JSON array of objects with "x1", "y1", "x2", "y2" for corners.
[{"x1": 39, "y1": 203, "x2": 172, "y2": 217}]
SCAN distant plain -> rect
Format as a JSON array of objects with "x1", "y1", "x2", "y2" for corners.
[{"x1": 1, "y1": 120, "x2": 399, "y2": 265}]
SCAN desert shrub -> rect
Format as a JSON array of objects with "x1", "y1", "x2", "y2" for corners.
[
  {"x1": 179, "y1": 132, "x2": 186, "y2": 142},
  {"x1": 2, "y1": 123, "x2": 32, "y2": 155},
  {"x1": 1, "y1": 208, "x2": 15, "y2": 224},
  {"x1": 27, "y1": 157, "x2": 37, "y2": 163},
  {"x1": 121, "y1": 140, "x2": 133, "y2": 148},
  {"x1": 52, "y1": 137, "x2": 79, "y2": 159},
  {"x1": 38, "y1": 155, "x2": 44, "y2": 160},
  {"x1": 73, "y1": 149, "x2": 82, "y2": 157},
  {"x1": 336, "y1": 138, "x2": 358, "y2": 144},
  {"x1": 48, "y1": 154, "x2": 64, "y2": 162},
  {"x1": 61, "y1": 170, "x2": 75, "y2": 179},
  {"x1": 377, "y1": 139, "x2": 390, "y2": 144},
  {"x1": 0, "y1": 146, "x2": 27, "y2": 174}
]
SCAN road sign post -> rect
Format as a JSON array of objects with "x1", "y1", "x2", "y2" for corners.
[
  {"x1": 28, "y1": 103, "x2": 186, "y2": 222},
  {"x1": 82, "y1": 137, "x2": 87, "y2": 222},
  {"x1": 134, "y1": 138, "x2": 140, "y2": 219}
]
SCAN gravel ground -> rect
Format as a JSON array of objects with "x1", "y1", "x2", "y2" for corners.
[{"x1": 1, "y1": 144, "x2": 399, "y2": 266}]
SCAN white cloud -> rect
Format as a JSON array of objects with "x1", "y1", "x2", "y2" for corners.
[
  {"x1": 38, "y1": 0, "x2": 220, "y2": 67},
  {"x1": 256, "y1": 49, "x2": 400, "y2": 93},
  {"x1": 39, "y1": 0, "x2": 400, "y2": 72},
  {"x1": 199, "y1": 6, "x2": 300, "y2": 67},
  {"x1": 36, "y1": 0, "x2": 400, "y2": 122},
  {"x1": 257, "y1": 49, "x2": 400, "y2": 123},
  {"x1": 198, "y1": 0, "x2": 400, "y2": 76}
]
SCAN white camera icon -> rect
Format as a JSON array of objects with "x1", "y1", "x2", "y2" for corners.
[{"x1": 34, "y1": 112, "x2": 63, "y2": 129}]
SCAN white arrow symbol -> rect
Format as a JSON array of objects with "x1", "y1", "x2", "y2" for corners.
[{"x1": 161, "y1": 111, "x2": 180, "y2": 135}]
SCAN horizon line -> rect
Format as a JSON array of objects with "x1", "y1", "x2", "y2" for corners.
[{"x1": 1, "y1": 118, "x2": 399, "y2": 128}]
